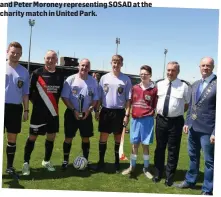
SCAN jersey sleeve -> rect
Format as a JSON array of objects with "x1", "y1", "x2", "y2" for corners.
[
  {"x1": 152, "y1": 87, "x2": 158, "y2": 109},
  {"x1": 125, "y1": 77, "x2": 132, "y2": 100},
  {"x1": 61, "y1": 77, "x2": 71, "y2": 99},
  {"x1": 98, "y1": 76, "x2": 103, "y2": 100},
  {"x1": 131, "y1": 86, "x2": 135, "y2": 103},
  {"x1": 29, "y1": 71, "x2": 38, "y2": 101},
  {"x1": 59, "y1": 72, "x2": 66, "y2": 95},
  {"x1": 22, "y1": 70, "x2": 30, "y2": 95},
  {"x1": 93, "y1": 79, "x2": 99, "y2": 101}
]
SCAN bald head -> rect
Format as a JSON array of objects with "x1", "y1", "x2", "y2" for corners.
[
  {"x1": 45, "y1": 50, "x2": 57, "y2": 58},
  {"x1": 200, "y1": 57, "x2": 214, "y2": 67},
  {"x1": 44, "y1": 50, "x2": 58, "y2": 71},
  {"x1": 199, "y1": 57, "x2": 214, "y2": 79},
  {"x1": 78, "y1": 58, "x2": 91, "y2": 76},
  {"x1": 80, "y1": 58, "x2": 91, "y2": 66}
]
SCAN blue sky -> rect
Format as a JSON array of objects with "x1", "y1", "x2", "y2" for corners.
[{"x1": 7, "y1": 6, "x2": 219, "y2": 82}]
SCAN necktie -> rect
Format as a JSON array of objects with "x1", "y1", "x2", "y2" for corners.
[
  {"x1": 162, "y1": 82, "x2": 172, "y2": 117},
  {"x1": 196, "y1": 80, "x2": 204, "y2": 101}
]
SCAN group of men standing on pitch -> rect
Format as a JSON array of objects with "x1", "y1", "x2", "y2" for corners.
[{"x1": 4, "y1": 41, "x2": 216, "y2": 195}]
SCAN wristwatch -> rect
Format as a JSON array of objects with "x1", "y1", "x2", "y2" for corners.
[
  {"x1": 125, "y1": 114, "x2": 130, "y2": 118},
  {"x1": 24, "y1": 109, "x2": 29, "y2": 113}
]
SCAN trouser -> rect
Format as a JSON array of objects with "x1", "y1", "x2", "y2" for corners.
[
  {"x1": 154, "y1": 114, "x2": 184, "y2": 181},
  {"x1": 185, "y1": 128, "x2": 214, "y2": 193}
]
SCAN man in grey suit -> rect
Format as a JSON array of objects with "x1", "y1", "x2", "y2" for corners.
[{"x1": 175, "y1": 57, "x2": 216, "y2": 195}]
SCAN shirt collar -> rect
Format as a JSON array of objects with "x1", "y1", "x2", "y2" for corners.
[
  {"x1": 139, "y1": 81, "x2": 155, "y2": 90},
  {"x1": 202, "y1": 73, "x2": 215, "y2": 84},
  {"x1": 164, "y1": 78, "x2": 179, "y2": 85}
]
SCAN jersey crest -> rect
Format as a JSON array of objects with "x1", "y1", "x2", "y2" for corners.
[{"x1": 17, "y1": 77, "x2": 24, "y2": 88}]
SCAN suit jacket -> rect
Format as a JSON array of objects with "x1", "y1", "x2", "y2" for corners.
[{"x1": 185, "y1": 75, "x2": 217, "y2": 135}]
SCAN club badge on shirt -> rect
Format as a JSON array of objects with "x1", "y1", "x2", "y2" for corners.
[
  {"x1": 88, "y1": 87, "x2": 93, "y2": 97},
  {"x1": 17, "y1": 77, "x2": 24, "y2": 88},
  {"x1": 145, "y1": 95, "x2": 151, "y2": 101},
  {"x1": 72, "y1": 86, "x2": 78, "y2": 95},
  {"x1": 103, "y1": 84, "x2": 109, "y2": 93},
  {"x1": 117, "y1": 85, "x2": 124, "y2": 94}
]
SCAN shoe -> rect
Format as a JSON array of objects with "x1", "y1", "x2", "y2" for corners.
[
  {"x1": 143, "y1": 167, "x2": 153, "y2": 179},
  {"x1": 122, "y1": 166, "x2": 133, "y2": 175},
  {"x1": 42, "y1": 160, "x2": 56, "y2": 171},
  {"x1": 201, "y1": 191, "x2": 213, "y2": 195},
  {"x1": 152, "y1": 176, "x2": 161, "y2": 183},
  {"x1": 6, "y1": 167, "x2": 20, "y2": 180},
  {"x1": 129, "y1": 169, "x2": 137, "y2": 179},
  {"x1": 174, "y1": 180, "x2": 194, "y2": 189},
  {"x1": 22, "y1": 162, "x2": 30, "y2": 175},
  {"x1": 61, "y1": 161, "x2": 68, "y2": 171},
  {"x1": 115, "y1": 162, "x2": 121, "y2": 173},
  {"x1": 164, "y1": 179, "x2": 174, "y2": 187},
  {"x1": 90, "y1": 161, "x2": 105, "y2": 171}
]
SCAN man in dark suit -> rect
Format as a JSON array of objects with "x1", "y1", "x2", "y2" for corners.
[{"x1": 175, "y1": 57, "x2": 216, "y2": 195}]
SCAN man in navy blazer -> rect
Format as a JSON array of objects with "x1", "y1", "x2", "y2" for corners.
[{"x1": 175, "y1": 57, "x2": 216, "y2": 195}]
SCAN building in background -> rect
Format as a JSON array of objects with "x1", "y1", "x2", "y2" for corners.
[{"x1": 19, "y1": 57, "x2": 140, "y2": 85}]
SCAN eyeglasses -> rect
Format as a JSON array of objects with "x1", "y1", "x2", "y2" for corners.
[{"x1": 140, "y1": 74, "x2": 151, "y2": 76}]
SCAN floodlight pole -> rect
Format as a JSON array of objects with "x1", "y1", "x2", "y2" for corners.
[
  {"x1": 116, "y1": 37, "x2": 120, "y2": 55},
  {"x1": 27, "y1": 19, "x2": 35, "y2": 72},
  {"x1": 163, "y1": 49, "x2": 168, "y2": 79}
]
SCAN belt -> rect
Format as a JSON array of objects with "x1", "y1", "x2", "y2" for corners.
[
  {"x1": 157, "y1": 114, "x2": 183, "y2": 120},
  {"x1": 102, "y1": 107, "x2": 125, "y2": 111}
]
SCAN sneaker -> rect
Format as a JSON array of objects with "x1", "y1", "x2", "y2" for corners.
[
  {"x1": 61, "y1": 161, "x2": 68, "y2": 171},
  {"x1": 22, "y1": 162, "x2": 30, "y2": 175},
  {"x1": 6, "y1": 167, "x2": 20, "y2": 180},
  {"x1": 122, "y1": 166, "x2": 134, "y2": 175},
  {"x1": 174, "y1": 180, "x2": 194, "y2": 189},
  {"x1": 143, "y1": 167, "x2": 153, "y2": 179},
  {"x1": 42, "y1": 160, "x2": 56, "y2": 171}
]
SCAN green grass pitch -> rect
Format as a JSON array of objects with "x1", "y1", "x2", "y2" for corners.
[{"x1": 2, "y1": 101, "x2": 205, "y2": 195}]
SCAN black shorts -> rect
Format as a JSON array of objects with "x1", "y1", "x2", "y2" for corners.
[
  {"x1": 98, "y1": 107, "x2": 125, "y2": 134},
  {"x1": 4, "y1": 103, "x2": 23, "y2": 134},
  {"x1": 64, "y1": 108, "x2": 93, "y2": 138},
  {"x1": 30, "y1": 108, "x2": 59, "y2": 136}
]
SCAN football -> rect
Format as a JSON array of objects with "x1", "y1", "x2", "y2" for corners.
[{"x1": 73, "y1": 156, "x2": 88, "y2": 170}]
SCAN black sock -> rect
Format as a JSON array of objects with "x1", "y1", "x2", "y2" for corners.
[
  {"x1": 82, "y1": 142, "x2": 90, "y2": 160},
  {"x1": 6, "y1": 142, "x2": 16, "y2": 169},
  {"x1": 44, "y1": 140, "x2": 54, "y2": 162},
  {"x1": 24, "y1": 138, "x2": 35, "y2": 164},
  {"x1": 63, "y1": 141, "x2": 72, "y2": 162},
  {"x1": 115, "y1": 142, "x2": 120, "y2": 164},
  {"x1": 99, "y1": 141, "x2": 107, "y2": 163}
]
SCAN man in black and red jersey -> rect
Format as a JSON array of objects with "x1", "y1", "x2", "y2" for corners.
[{"x1": 22, "y1": 50, "x2": 64, "y2": 175}]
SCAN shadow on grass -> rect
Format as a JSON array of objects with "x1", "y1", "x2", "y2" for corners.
[
  {"x1": 2, "y1": 178, "x2": 25, "y2": 189},
  {"x1": 2, "y1": 162, "x2": 204, "y2": 191},
  {"x1": 88, "y1": 162, "x2": 204, "y2": 191},
  {"x1": 88, "y1": 162, "x2": 154, "y2": 176},
  {"x1": 2, "y1": 164, "x2": 96, "y2": 186}
]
